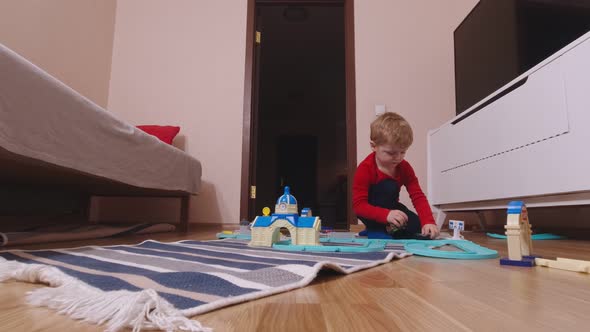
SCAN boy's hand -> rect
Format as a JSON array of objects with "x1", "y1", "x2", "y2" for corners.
[
  {"x1": 421, "y1": 224, "x2": 439, "y2": 239},
  {"x1": 386, "y1": 210, "x2": 408, "y2": 228}
]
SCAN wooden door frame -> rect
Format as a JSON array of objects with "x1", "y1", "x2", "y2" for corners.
[{"x1": 240, "y1": 0, "x2": 357, "y2": 227}]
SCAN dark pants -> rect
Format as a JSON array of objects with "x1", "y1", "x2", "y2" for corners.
[{"x1": 358, "y1": 179, "x2": 421, "y2": 239}]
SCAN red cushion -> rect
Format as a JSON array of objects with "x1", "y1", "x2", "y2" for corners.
[{"x1": 137, "y1": 125, "x2": 180, "y2": 145}]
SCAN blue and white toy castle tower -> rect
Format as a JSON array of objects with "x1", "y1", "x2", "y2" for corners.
[{"x1": 249, "y1": 186, "x2": 321, "y2": 247}]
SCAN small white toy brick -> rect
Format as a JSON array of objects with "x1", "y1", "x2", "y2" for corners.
[{"x1": 449, "y1": 220, "x2": 465, "y2": 240}]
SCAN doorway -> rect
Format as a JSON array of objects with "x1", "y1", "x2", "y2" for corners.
[{"x1": 241, "y1": 0, "x2": 356, "y2": 230}]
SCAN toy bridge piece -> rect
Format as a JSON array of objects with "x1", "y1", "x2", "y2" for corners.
[
  {"x1": 249, "y1": 186, "x2": 321, "y2": 247},
  {"x1": 500, "y1": 201, "x2": 536, "y2": 267},
  {"x1": 449, "y1": 220, "x2": 465, "y2": 240},
  {"x1": 535, "y1": 257, "x2": 590, "y2": 274},
  {"x1": 404, "y1": 239, "x2": 498, "y2": 260}
]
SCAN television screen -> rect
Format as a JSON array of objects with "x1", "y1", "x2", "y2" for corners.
[{"x1": 454, "y1": 0, "x2": 590, "y2": 115}]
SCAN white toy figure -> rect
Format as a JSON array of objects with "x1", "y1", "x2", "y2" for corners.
[{"x1": 449, "y1": 220, "x2": 464, "y2": 240}]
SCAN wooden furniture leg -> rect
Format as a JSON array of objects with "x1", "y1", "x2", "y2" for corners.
[{"x1": 179, "y1": 195, "x2": 190, "y2": 233}]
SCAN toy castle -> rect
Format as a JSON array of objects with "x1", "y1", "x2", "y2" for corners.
[{"x1": 249, "y1": 186, "x2": 321, "y2": 247}]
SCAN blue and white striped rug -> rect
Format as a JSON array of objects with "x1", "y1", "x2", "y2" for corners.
[{"x1": 0, "y1": 239, "x2": 408, "y2": 331}]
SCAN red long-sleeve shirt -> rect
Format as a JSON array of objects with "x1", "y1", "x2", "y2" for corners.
[{"x1": 352, "y1": 152, "x2": 435, "y2": 226}]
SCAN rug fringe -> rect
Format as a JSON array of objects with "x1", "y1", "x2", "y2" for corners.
[{"x1": 0, "y1": 257, "x2": 212, "y2": 332}]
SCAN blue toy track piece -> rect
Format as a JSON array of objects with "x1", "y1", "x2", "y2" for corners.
[
  {"x1": 486, "y1": 232, "x2": 565, "y2": 240},
  {"x1": 321, "y1": 237, "x2": 417, "y2": 245},
  {"x1": 531, "y1": 233, "x2": 566, "y2": 240},
  {"x1": 365, "y1": 229, "x2": 432, "y2": 240},
  {"x1": 216, "y1": 234, "x2": 498, "y2": 259},
  {"x1": 273, "y1": 239, "x2": 387, "y2": 252},
  {"x1": 403, "y1": 239, "x2": 498, "y2": 259},
  {"x1": 216, "y1": 232, "x2": 252, "y2": 240}
]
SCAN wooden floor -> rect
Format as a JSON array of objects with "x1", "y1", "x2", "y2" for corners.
[{"x1": 1, "y1": 224, "x2": 589, "y2": 332}]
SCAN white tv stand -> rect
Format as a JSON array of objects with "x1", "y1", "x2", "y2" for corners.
[{"x1": 428, "y1": 31, "x2": 590, "y2": 228}]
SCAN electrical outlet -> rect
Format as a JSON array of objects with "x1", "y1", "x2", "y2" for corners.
[{"x1": 375, "y1": 104, "x2": 386, "y2": 116}]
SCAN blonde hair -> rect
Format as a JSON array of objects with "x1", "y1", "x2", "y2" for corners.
[{"x1": 370, "y1": 112, "x2": 413, "y2": 148}]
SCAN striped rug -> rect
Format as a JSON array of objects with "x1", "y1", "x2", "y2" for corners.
[{"x1": 0, "y1": 239, "x2": 408, "y2": 332}]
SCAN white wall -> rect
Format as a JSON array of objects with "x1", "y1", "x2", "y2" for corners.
[
  {"x1": 354, "y1": 0, "x2": 478, "y2": 209},
  {"x1": 0, "y1": 0, "x2": 117, "y2": 108},
  {"x1": 106, "y1": 0, "x2": 247, "y2": 223}
]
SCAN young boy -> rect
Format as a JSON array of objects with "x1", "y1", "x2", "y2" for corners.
[{"x1": 353, "y1": 112, "x2": 439, "y2": 239}]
